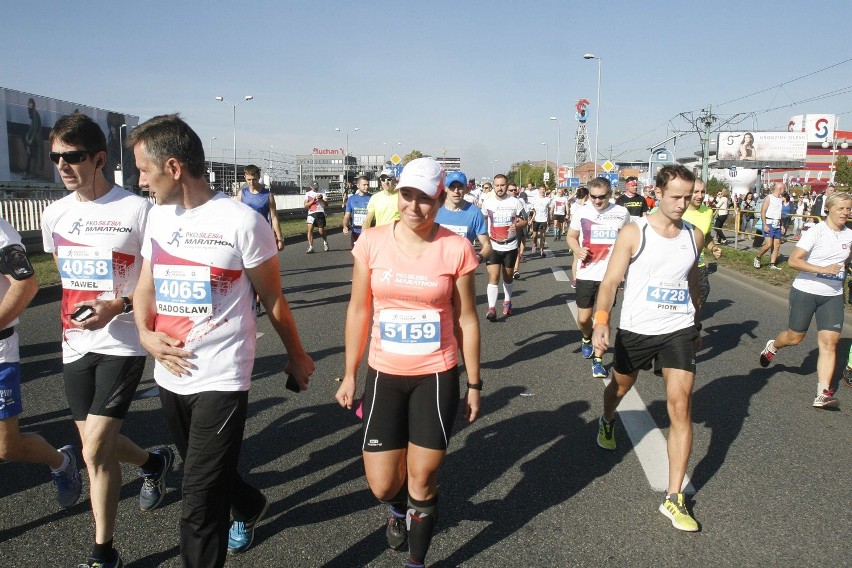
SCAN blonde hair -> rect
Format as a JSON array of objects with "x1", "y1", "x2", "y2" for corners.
[{"x1": 826, "y1": 191, "x2": 852, "y2": 212}]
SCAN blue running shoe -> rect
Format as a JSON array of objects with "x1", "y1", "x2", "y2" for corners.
[
  {"x1": 139, "y1": 447, "x2": 174, "y2": 512},
  {"x1": 580, "y1": 339, "x2": 594, "y2": 359},
  {"x1": 228, "y1": 497, "x2": 270, "y2": 555},
  {"x1": 77, "y1": 551, "x2": 124, "y2": 568},
  {"x1": 592, "y1": 358, "x2": 608, "y2": 379},
  {"x1": 53, "y1": 444, "x2": 82, "y2": 509}
]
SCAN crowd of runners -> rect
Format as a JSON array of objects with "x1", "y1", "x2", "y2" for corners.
[{"x1": 1, "y1": 112, "x2": 850, "y2": 567}]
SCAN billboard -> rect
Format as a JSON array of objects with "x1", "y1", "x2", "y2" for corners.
[
  {"x1": 715, "y1": 131, "x2": 807, "y2": 168},
  {"x1": 0, "y1": 88, "x2": 139, "y2": 186},
  {"x1": 787, "y1": 114, "x2": 836, "y2": 143}
]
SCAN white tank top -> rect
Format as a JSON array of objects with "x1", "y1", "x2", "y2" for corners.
[
  {"x1": 619, "y1": 218, "x2": 698, "y2": 335},
  {"x1": 764, "y1": 194, "x2": 783, "y2": 221}
]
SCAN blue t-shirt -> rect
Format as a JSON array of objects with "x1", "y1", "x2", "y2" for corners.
[
  {"x1": 345, "y1": 193, "x2": 371, "y2": 233},
  {"x1": 435, "y1": 202, "x2": 487, "y2": 241}
]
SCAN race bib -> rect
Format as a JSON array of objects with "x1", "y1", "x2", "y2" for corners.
[
  {"x1": 154, "y1": 264, "x2": 212, "y2": 317},
  {"x1": 590, "y1": 225, "x2": 619, "y2": 245},
  {"x1": 379, "y1": 309, "x2": 440, "y2": 355},
  {"x1": 353, "y1": 212, "x2": 366, "y2": 227},
  {"x1": 646, "y1": 280, "x2": 690, "y2": 313},
  {"x1": 57, "y1": 246, "x2": 114, "y2": 291},
  {"x1": 443, "y1": 224, "x2": 468, "y2": 239}
]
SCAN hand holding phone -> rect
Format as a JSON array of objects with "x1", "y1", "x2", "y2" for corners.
[
  {"x1": 285, "y1": 374, "x2": 300, "y2": 393},
  {"x1": 71, "y1": 306, "x2": 96, "y2": 323}
]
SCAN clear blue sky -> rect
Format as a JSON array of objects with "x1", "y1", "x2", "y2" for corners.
[{"x1": 2, "y1": 0, "x2": 850, "y2": 179}]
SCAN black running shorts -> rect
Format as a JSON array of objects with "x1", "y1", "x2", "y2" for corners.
[
  {"x1": 486, "y1": 248, "x2": 518, "y2": 269},
  {"x1": 64, "y1": 353, "x2": 146, "y2": 420},
  {"x1": 361, "y1": 366, "x2": 460, "y2": 452},
  {"x1": 613, "y1": 326, "x2": 698, "y2": 377}
]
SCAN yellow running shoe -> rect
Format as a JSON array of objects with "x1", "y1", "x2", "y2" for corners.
[{"x1": 659, "y1": 492, "x2": 699, "y2": 532}]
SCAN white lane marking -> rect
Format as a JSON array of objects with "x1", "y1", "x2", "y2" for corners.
[{"x1": 564, "y1": 300, "x2": 694, "y2": 494}]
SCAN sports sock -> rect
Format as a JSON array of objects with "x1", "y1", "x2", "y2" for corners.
[
  {"x1": 407, "y1": 495, "x2": 437, "y2": 565},
  {"x1": 503, "y1": 282, "x2": 513, "y2": 302},
  {"x1": 487, "y1": 284, "x2": 499, "y2": 308},
  {"x1": 91, "y1": 540, "x2": 115, "y2": 562},
  {"x1": 140, "y1": 451, "x2": 163, "y2": 475},
  {"x1": 51, "y1": 450, "x2": 70, "y2": 473}
]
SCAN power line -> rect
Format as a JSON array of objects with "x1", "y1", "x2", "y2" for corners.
[{"x1": 716, "y1": 58, "x2": 852, "y2": 107}]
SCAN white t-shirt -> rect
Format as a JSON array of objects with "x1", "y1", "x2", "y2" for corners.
[
  {"x1": 41, "y1": 186, "x2": 150, "y2": 363},
  {"x1": 305, "y1": 190, "x2": 326, "y2": 214},
  {"x1": 482, "y1": 195, "x2": 524, "y2": 251},
  {"x1": 530, "y1": 194, "x2": 553, "y2": 222},
  {"x1": 141, "y1": 193, "x2": 277, "y2": 395},
  {"x1": 0, "y1": 217, "x2": 24, "y2": 364},
  {"x1": 569, "y1": 202, "x2": 631, "y2": 281},
  {"x1": 792, "y1": 222, "x2": 852, "y2": 296},
  {"x1": 553, "y1": 196, "x2": 569, "y2": 216}
]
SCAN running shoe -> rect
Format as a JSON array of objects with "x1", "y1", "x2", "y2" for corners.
[
  {"x1": 53, "y1": 445, "x2": 82, "y2": 509},
  {"x1": 485, "y1": 308, "x2": 497, "y2": 322},
  {"x1": 228, "y1": 497, "x2": 270, "y2": 555},
  {"x1": 512, "y1": 270, "x2": 521, "y2": 279},
  {"x1": 404, "y1": 561, "x2": 425, "y2": 568},
  {"x1": 592, "y1": 358, "x2": 608, "y2": 379},
  {"x1": 597, "y1": 417, "x2": 616, "y2": 450},
  {"x1": 306, "y1": 246, "x2": 314, "y2": 254},
  {"x1": 323, "y1": 240, "x2": 329, "y2": 252},
  {"x1": 503, "y1": 302, "x2": 512, "y2": 316},
  {"x1": 813, "y1": 388, "x2": 839, "y2": 409},
  {"x1": 77, "y1": 552, "x2": 124, "y2": 568},
  {"x1": 753, "y1": 256, "x2": 761, "y2": 269},
  {"x1": 759, "y1": 339, "x2": 776, "y2": 368},
  {"x1": 843, "y1": 366, "x2": 852, "y2": 389},
  {"x1": 659, "y1": 492, "x2": 699, "y2": 532},
  {"x1": 769, "y1": 263, "x2": 782, "y2": 270},
  {"x1": 580, "y1": 339, "x2": 594, "y2": 359},
  {"x1": 385, "y1": 509, "x2": 408, "y2": 551},
  {"x1": 139, "y1": 447, "x2": 174, "y2": 512}
]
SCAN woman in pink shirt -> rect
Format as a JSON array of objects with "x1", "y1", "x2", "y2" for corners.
[{"x1": 335, "y1": 158, "x2": 481, "y2": 568}]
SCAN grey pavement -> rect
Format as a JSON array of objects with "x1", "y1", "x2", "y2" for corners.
[{"x1": 1, "y1": 231, "x2": 850, "y2": 567}]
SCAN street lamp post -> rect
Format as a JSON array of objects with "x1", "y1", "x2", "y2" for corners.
[
  {"x1": 215, "y1": 95, "x2": 253, "y2": 193},
  {"x1": 208, "y1": 136, "x2": 216, "y2": 187},
  {"x1": 583, "y1": 53, "x2": 602, "y2": 176},
  {"x1": 821, "y1": 118, "x2": 848, "y2": 184},
  {"x1": 335, "y1": 127, "x2": 359, "y2": 189},
  {"x1": 550, "y1": 116, "x2": 560, "y2": 187},
  {"x1": 118, "y1": 124, "x2": 126, "y2": 188},
  {"x1": 542, "y1": 142, "x2": 549, "y2": 186}
]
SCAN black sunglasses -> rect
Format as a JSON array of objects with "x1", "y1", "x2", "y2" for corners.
[
  {"x1": 50, "y1": 151, "x2": 90, "y2": 164},
  {"x1": 380, "y1": 176, "x2": 393, "y2": 182},
  {"x1": 589, "y1": 194, "x2": 609, "y2": 200}
]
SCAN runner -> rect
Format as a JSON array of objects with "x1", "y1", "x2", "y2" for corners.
[
  {"x1": 129, "y1": 114, "x2": 315, "y2": 567},
  {"x1": 335, "y1": 158, "x2": 481, "y2": 568},
  {"x1": 615, "y1": 176, "x2": 649, "y2": 221},
  {"x1": 435, "y1": 170, "x2": 492, "y2": 260},
  {"x1": 568, "y1": 186, "x2": 589, "y2": 288},
  {"x1": 509, "y1": 184, "x2": 529, "y2": 280},
  {"x1": 363, "y1": 167, "x2": 399, "y2": 228},
  {"x1": 591, "y1": 164, "x2": 703, "y2": 532},
  {"x1": 753, "y1": 182, "x2": 785, "y2": 269},
  {"x1": 305, "y1": 181, "x2": 329, "y2": 253},
  {"x1": 566, "y1": 177, "x2": 630, "y2": 378},
  {"x1": 343, "y1": 175, "x2": 372, "y2": 248},
  {"x1": 758, "y1": 191, "x2": 852, "y2": 408},
  {"x1": 481, "y1": 174, "x2": 527, "y2": 320},
  {"x1": 682, "y1": 178, "x2": 723, "y2": 311},
  {"x1": 529, "y1": 185, "x2": 553, "y2": 257},
  {"x1": 551, "y1": 187, "x2": 570, "y2": 241},
  {"x1": 236, "y1": 164, "x2": 284, "y2": 315},
  {"x1": 0, "y1": 215, "x2": 82, "y2": 510},
  {"x1": 42, "y1": 113, "x2": 171, "y2": 568}
]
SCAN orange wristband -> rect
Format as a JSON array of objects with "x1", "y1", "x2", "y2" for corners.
[{"x1": 594, "y1": 310, "x2": 609, "y2": 325}]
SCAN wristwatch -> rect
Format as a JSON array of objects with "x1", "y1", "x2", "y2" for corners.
[
  {"x1": 121, "y1": 296, "x2": 133, "y2": 314},
  {"x1": 467, "y1": 381, "x2": 483, "y2": 391}
]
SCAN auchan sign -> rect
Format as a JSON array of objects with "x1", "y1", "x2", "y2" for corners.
[{"x1": 312, "y1": 147, "x2": 345, "y2": 155}]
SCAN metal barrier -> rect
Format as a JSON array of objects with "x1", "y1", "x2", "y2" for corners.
[{"x1": 732, "y1": 209, "x2": 821, "y2": 248}]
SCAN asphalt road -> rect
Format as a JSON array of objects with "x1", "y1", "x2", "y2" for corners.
[{"x1": 2, "y1": 231, "x2": 850, "y2": 567}]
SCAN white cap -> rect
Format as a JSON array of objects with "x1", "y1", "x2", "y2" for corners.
[
  {"x1": 379, "y1": 167, "x2": 396, "y2": 179},
  {"x1": 396, "y1": 158, "x2": 445, "y2": 198}
]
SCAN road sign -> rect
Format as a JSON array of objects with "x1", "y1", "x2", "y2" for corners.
[
  {"x1": 543, "y1": 171, "x2": 550, "y2": 182},
  {"x1": 566, "y1": 177, "x2": 581, "y2": 188},
  {"x1": 390, "y1": 154, "x2": 402, "y2": 165},
  {"x1": 602, "y1": 160, "x2": 615, "y2": 172},
  {"x1": 602, "y1": 173, "x2": 619, "y2": 186},
  {"x1": 386, "y1": 165, "x2": 403, "y2": 178}
]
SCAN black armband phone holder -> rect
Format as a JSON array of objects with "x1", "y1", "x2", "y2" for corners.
[{"x1": 0, "y1": 244, "x2": 35, "y2": 280}]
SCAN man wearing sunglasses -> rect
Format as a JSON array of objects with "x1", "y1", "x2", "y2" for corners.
[
  {"x1": 566, "y1": 177, "x2": 630, "y2": 379},
  {"x1": 435, "y1": 171, "x2": 492, "y2": 261},
  {"x1": 363, "y1": 167, "x2": 399, "y2": 228},
  {"x1": 42, "y1": 114, "x2": 172, "y2": 568}
]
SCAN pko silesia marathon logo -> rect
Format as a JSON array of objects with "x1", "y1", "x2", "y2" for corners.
[
  {"x1": 181, "y1": 231, "x2": 234, "y2": 248},
  {"x1": 70, "y1": 219, "x2": 132, "y2": 234}
]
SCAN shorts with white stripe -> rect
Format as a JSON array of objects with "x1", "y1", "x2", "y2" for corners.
[{"x1": 361, "y1": 366, "x2": 460, "y2": 452}]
